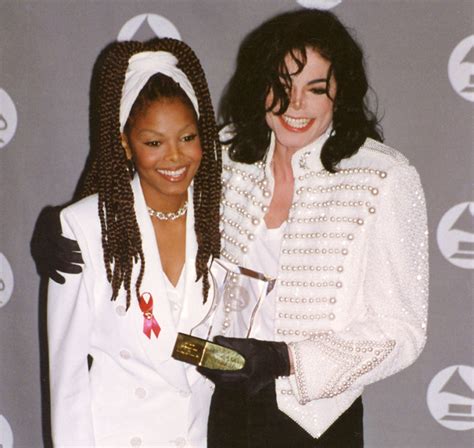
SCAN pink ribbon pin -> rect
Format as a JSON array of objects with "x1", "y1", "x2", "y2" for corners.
[{"x1": 139, "y1": 292, "x2": 161, "y2": 339}]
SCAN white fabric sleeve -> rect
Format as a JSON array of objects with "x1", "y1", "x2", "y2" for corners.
[
  {"x1": 47, "y1": 210, "x2": 95, "y2": 446},
  {"x1": 288, "y1": 164, "x2": 429, "y2": 403}
]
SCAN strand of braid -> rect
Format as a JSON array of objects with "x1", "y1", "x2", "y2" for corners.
[
  {"x1": 78, "y1": 39, "x2": 221, "y2": 309},
  {"x1": 158, "y1": 38, "x2": 222, "y2": 304}
]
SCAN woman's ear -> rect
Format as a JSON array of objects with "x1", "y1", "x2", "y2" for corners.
[{"x1": 121, "y1": 133, "x2": 132, "y2": 160}]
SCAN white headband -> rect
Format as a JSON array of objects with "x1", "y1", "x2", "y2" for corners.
[{"x1": 119, "y1": 51, "x2": 199, "y2": 132}]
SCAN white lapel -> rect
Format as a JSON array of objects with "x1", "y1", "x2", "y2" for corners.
[{"x1": 130, "y1": 175, "x2": 190, "y2": 391}]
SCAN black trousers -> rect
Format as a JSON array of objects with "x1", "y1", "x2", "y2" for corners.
[{"x1": 208, "y1": 383, "x2": 363, "y2": 448}]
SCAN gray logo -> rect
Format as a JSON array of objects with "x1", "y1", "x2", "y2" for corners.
[
  {"x1": 0, "y1": 415, "x2": 13, "y2": 448},
  {"x1": 448, "y1": 35, "x2": 474, "y2": 102},
  {"x1": 117, "y1": 14, "x2": 181, "y2": 42},
  {"x1": 296, "y1": 0, "x2": 343, "y2": 9},
  {"x1": 427, "y1": 365, "x2": 474, "y2": 431},
  {"x1": 0, "y1": 89, "x2": 18, "y2": 149},
  {"x1": 0, "y1": 253, "x2": 14, "y2": 308},
  {"x1": 437, "y1": 202, "x2": 474, "y2": 269}
]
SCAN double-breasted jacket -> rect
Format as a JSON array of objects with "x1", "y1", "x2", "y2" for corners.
[{"x1": 48, "y1": 175, "x2": 214, "y2": 447}]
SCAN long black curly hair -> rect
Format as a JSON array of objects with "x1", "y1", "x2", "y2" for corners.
[
  {"x1": 220, "y1": 9, "x2": 383, "y2": 172},
  {"x1": 76, "y1": 38, "x2": 221, "y2": 308}
]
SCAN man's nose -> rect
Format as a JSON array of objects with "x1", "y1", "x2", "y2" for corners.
[{"x1": 290, "y1": 87, "x2": 303, "y2": 110}]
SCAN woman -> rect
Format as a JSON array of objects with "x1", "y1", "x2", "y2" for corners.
[
  {"x1": 47, "y1": 37, "x2": 221, "y2": 447},
  {"x1": 198, "y1": 9, "x2": 428, "y2": 448}
]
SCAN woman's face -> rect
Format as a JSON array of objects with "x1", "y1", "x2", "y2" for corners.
[
  {"x1": 265, "y1": 47, "x2": 336, "y2": 154},
  {"x1": 122, "y1": 98, "x2": 202, "y2": 209}
]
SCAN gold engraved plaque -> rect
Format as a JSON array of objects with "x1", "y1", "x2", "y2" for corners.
[{"x1": 173, "y1": 332, "x2": 245, "y2": 370}]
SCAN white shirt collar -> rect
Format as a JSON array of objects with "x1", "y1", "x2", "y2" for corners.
[{"x1": 263, "y1": 125, "x2": 332, "y2": 187}]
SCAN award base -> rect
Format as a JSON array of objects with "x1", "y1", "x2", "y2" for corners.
[{"x1": 172, "y1": 332, "x2": 245, "y2": 371}]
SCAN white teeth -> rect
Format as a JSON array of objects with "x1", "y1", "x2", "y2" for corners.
[
  {"x1": 157, "y1": 167, "x2": 186, "y2": 177},
  {"x1": 282, "y1": 116, "x2": 311, "y2": 128}
]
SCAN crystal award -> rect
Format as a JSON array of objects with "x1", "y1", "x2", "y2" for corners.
[{"x1": 172, "y1": 258, "x2": 275, "y2": 371}]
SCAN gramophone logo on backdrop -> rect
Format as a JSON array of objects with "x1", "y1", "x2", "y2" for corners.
[
  {"x1": 448, "y1": 35, "x2": 474, "y2": 102},
  {"x1": 0, "y1": 89, "x2": 18, "y2": 149},
  {"x1": 437, "y1": 202, "x2": 474, "y2": 269},
  {"x1": 427, "y1": 365, "x2": 474, "y2": 431},
  {"x1": 296, "y1": 0, "x2": 343, "y2": 9},
  {"x1": 0, "y1": 253, "x2": 14, "y2": 308},
  {"x1": 0, "y1": 414, "x2": 14, "y2": 448},
  {"x1": 118, "y1": 14, "x2": 181, "y2": 41}
]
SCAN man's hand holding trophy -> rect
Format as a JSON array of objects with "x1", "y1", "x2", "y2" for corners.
[{"x1": 172, "y1": 259, "x2": 291, "y2": 394}]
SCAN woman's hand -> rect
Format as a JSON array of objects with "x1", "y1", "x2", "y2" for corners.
[
  {"x1": 30, "y1": 206, "x2": 84, "y2": 283},
  {"x1": 198, "y1": 336, "x2": 291, "y2": 396}
]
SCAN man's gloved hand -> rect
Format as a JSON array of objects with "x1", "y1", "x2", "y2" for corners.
[
  {"x1": 30, "y1": 205, "x2": 84, "y2": 284},
  {"x1": 198, "y1": 336, "x2": 291, "y2": 396}
]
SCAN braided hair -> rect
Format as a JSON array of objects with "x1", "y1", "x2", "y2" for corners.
[{"x1": 78, "y1": 38, "x2": 221, "y2": 309}]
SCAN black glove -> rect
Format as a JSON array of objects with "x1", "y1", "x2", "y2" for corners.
[
  {"x1": 30, "y1": 205, "x2": 84, "y2": 284},
  {"x1": 198, "y1": 336, "x2": 290, "y2": 396}
]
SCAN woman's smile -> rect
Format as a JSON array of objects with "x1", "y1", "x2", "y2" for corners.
[{"x1": 156, "y1": 165, "x2": 188, "y2": 182}]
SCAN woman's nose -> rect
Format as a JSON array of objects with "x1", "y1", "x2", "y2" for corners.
[{"x1": 165, "y1": 142, "x2": 180, "y2": 162}]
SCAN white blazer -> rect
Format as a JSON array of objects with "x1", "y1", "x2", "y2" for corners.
[{"x1": 47, "y1": 175, "x2": 214, "y2": 447}]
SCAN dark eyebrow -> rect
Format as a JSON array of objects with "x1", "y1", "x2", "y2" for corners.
[
  {"x1": 307, "y1": 78, "x2": 328, "y2": 85},
  {"x1": 136, "y1": 122, "x2": 197, "y2": 136},
  {"x1": 137, "y1": 129, "x2": 163, "y2": 137}
]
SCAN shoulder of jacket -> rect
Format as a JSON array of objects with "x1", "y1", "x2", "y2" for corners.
[
  {"x1": 56, "y1": 194, "x2": 101, "y2": 246},
  {"x1": 336, "y1": 138, "x2": 417, "y2": 184},
  {"x1": 357, "y1": 138, "x2": 410, "y2": 167},
  {"x1": 62, "y1": 193, "x2": 99, "y2": 217},
  {"x1": 220, "y1": 129, "x2": 263, "y2": 180}
]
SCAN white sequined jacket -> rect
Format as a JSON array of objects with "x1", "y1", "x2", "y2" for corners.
[{"x1": 220, "y1": 131, "x2": 428, "y2": 438}]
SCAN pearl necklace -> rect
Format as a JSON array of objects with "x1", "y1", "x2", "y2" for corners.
[{"x1": 147, "y1": 201, "x2": 188, "y2": 221}]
